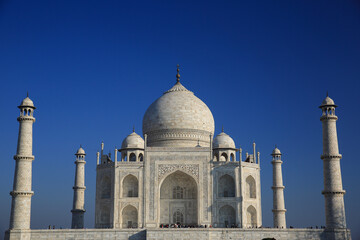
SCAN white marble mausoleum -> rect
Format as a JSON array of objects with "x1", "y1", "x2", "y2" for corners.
[{"x1": 4, "y1": 67, "x2": 352, "y2": 240}]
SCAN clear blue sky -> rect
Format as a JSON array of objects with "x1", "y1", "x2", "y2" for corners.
[{"x1": 1, "y1": 0, "x2": 359, "y2": 238}]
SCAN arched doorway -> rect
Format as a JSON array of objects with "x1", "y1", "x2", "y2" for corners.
[
  {"x1": 122, "y1": 205, "x2": 138, "y2": 228},
  {"x1": 219, "y1": 205, "x2": 236, "y2": 227},
  {"x1": 247, "y1": 205, "x2": 257, "y2": 227},
  {"x1": 160, "y1": 171, "x2": 197, "y2": 225}
]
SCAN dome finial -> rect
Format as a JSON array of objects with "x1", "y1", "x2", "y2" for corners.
[
  {"x1": 176, "y1": 64, "x2": 180, "y2": 83},
  {"x1": 196, "y1": 138, "x2": 201, "y2": 147},
  {"x1": 326, "y1": 91, "x2": 329, "y2": 97},
  {"x1": 133, "y1": 125, "x2": 135, "y2": 132},
  {"x1": 27, "y1": 92, "x2": 29, "y2": 97},
  {"x1": 222, "y1": 126, "x2": 224, "y2": 132}
]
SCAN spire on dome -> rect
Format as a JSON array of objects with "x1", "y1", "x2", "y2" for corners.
[
  {"x1": 222, "y1": 126, "x2": 224, "y2": 132},
  {"x1": 164, "y1": 65, "x2": 192, "y2": 94},
  {"x1": 196, "y1": 138, "x2": 201, "y2": 147},
  {"x1": 133, "y1": 125, "x2": 135, "y2": 132},
  {"x1": 176, "y1": 64, "x2": 180, "y2": 83}
]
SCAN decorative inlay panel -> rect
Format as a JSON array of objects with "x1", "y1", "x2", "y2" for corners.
[
  {"x1": 158, "y1": 164, "x2": 199, "y2": 182},
  {"x1": 120, "y1": 202, "x2": 139, "y2": 210}
]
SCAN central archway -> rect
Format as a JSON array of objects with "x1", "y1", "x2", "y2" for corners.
[{"x1": 160, "y1": 171, "x2": 197, "y2": 225}]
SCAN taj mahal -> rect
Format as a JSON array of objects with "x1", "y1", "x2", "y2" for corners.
[{"x1": 4, "y1": 67, "x2": 352, "y2": 240}]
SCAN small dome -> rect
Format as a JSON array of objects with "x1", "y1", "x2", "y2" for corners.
[
  {"x1": 75, "y1": 146, "x2": 86, "y2": 155},
  {"x1": 272, "y1": 147, "x2": 281, "y2": 155},
  {"x1": 18, "y1": 96, "x2": 35, "y2": 109},
  {"x1": 213, "y1": 131, "x2": 236, "y2": 149},
  {"x1": 121, "y1": 131, "x2": 144, "y2": 149},
  {"x1": 320, "y1": 95, "x2": 337, "y2": 108}
]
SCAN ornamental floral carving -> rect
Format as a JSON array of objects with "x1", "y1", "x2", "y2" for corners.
[{"x1": 158, "y1": 164, "x2": 199, "y2": 182}]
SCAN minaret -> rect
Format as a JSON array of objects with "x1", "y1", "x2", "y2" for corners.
[
  {"x1": 271, "y1": 147, "x2": 286, "y2": 228},
  {"x1": 71, "y1": 146, "x2": 86, "y2": 229},
  {"x1": 9, "y1": 95, "x2": 36, "y2": 230},
  {"x1": 320, "y1": 95, "x2": 346, "y2": 229}
]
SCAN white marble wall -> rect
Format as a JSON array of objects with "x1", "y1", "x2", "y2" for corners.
[{"x1": 5, "y1": 228, "x2": 352, "y2": 240}]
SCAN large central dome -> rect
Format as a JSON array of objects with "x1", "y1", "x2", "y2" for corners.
[{"x1": 142, "y1": 76, "x2": 215, "y2": 147}]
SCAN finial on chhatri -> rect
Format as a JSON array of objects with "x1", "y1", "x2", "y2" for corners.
[
  {"x1": 80, "y1": 144, "x2": 82, "y2": 148},
  {"x1": 326, "y1": 91, "x2": 329, "y2": 97},
  {"x1": 176, "y1": 64, "x2": 180, "y2": 83},
  {"x1": 275, "y1": 144, "x2": 277, "y2": 149},
  {"x1": 133, "y1": 125, "x2": 135, "y2": 132},
  {"x1": 222, "y1": 126, "x2": 224, "y2": 132},
  {"x1": 27, "y1": 92, "x2": 29, "y2": 97}
]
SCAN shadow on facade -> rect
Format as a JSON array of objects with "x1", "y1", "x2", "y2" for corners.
[{"x1": 129, "y1": 230, "x2": 146, "y2": 240}]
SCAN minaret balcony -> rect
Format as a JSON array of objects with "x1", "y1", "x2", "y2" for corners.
[
  {"x1": 13, "y1": 155, "x2": 35, "y2": 161},
  {"x1": 320, "y1": 115, "x2": 338, "y2": 121},
  {"x1": 320, "y1": 154, "x2": 342, "y2": 160}
]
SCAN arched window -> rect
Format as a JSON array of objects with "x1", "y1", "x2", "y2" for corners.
[
  {"x1": 218, "y1": 174, "x2": 235, "y2": 197},
  {"x1": 129, "y1": 153, "x2": 136, "y2": 162},
  {"x1": 230, "y1": 153, "x2": 234, "y2": 162},
  {"x1": 220, "y1": 153, "x2": 228, "y2": 161},
  {"x1": 122, "y1": 175, "x2": 138, "y2": 197},
  {"x1": 247, "y1": 205, "x2": 257, "y2": 227},
  {"x1": 122, "y1": 205, "x2": 138, "y2": 228},
  {"x1": 139, "y1": 153, "x2": 143, "y2": 162},
  {"x1": 246, "y1": 176, "x2": 256, "y2": 199},
  {"x1": 101, "y1": 176, "x2": 111, "y2": 199},
  {"x1": 219, "y1": 205, "x2": 236, "y2": 227},
  {"x1": 173, "y1": 209, "x2": 184, "y2": 224},
  {"x1": 172, "y1": 186, "x2": 184, "y2": 199}
]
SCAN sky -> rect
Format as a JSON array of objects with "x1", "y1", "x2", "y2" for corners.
[{"x1": 0, "y1": 0, "x2": 360, "y2": 239}]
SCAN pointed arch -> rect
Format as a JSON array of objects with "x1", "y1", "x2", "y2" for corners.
[
  {"x1": 247, "y1": 205, "x2": 257, "y2": 227},
  {"x1": 129, "y1": 153, "x2": 136, "y2": 162},
  {"x1": 139, "y1": 153, "x2": 143, "y2": 162},
  {"x1": 220, "y1": 152, "x2": 228, "y2": 161},
  {"x1": 160, "y1": 170, "x2": 197, "y2": 225},
  {"x1": 122, "y1": 174, "x2": 138, "y2": 197},
  {"x1": 246, "y1": 175, "x2": 256, "y2": 199},
  {"x1": 230, "y1": 153, "x2": 235, "y2": 162},
  {"x1": 219, "y1": 205, "x2": 236, "y2": 227},
  {"x1": 122, "y1": 205, "x2": 138, "y2": 228},
  {"x1": 218, "y1": 174, "x2": 235, "y2": 197}
]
